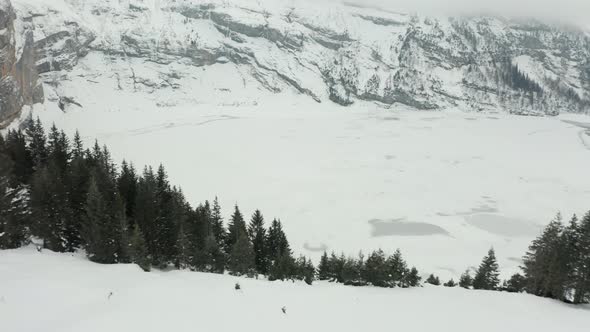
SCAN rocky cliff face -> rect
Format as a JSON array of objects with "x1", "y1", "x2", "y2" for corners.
[
  {"x1": 0, "y1": 0, "x2": 42, "y2": 128},
  {"x1": 5, "y1": 0, "x2": 590, "y2": 118}
]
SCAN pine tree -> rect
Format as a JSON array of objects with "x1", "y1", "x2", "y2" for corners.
[
  {"x1": 318, "y1": 251, "x2": 330, "y2": 280},
  {"x1": 4, "y1": 129, "x2": 33, "y2": 184},
  {"x1": 26, "y1": 117, "x2": 47, "y2": 169},
  {"x1": 268, "y1": 250, "x2": 296, "y2": 281},
  {"x1": 226, "y1": 205, "x2": 247, "y2": 254},
  {"x1": 229, "y1": 233, "x2": 255, "y2": 276},
  {"x1": 444, "y1": 279, "x2": 457, "y2": 287},
  {"x1": 459, "y1": 270, "x2": 473, "y2": 289},
  {"x1": 473, "y1": 248, "x2": 500, "y2": 290},
  {"x1": 571, "y1": 212, "x2": 590, "y2": 303},
  {"x1": 404, "y1": 267, "x2": 421, "y2": 287},
  {"x1": 130, "y1": 225, "x2": 151, "y2": 272},
  {"x1": 266, "y1": 219, "x2": 291, "y2": 261},
  {"x1": 82, "y1": 177, "x2": 119, "y2": 263},
  {"x1": 0, "y1": 141, "x2": 28, "y2": 249},
  {"x1": 522, "y1": 214, "x2": 565, "y2": 297},
  {"x1": 30, "y1": 162, "x2": 71, "y2": 252},
  {"x1": 426, "y1": 274, "x2": 441, "y2": 286},
  {"x1": 386, "y1": 249, "x2": 407, "y2": 287},
  {"x1": 210, "y1": 197, "x2": 226, "y2": 249},
  {"x1": 248, "y1": 209, "x2": 269, "y2": 274},
  {"x1": 117, "y1": 160, "x2": 138, "y2": 223},
  {"x1": 503, "y1": 273, "x2": 526, "y2": 293},
  {"x1": 363, "y1": 249, "x2": 388, "y2": 287}
]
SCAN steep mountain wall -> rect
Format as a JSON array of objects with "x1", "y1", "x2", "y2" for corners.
[{"x1": 6, "y1": 0, "x2": 590, "y2": 117}]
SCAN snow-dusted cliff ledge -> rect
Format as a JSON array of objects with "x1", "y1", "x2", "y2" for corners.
[{"x1": 5, "y1": 0, "x2": 590, "y2": 118}]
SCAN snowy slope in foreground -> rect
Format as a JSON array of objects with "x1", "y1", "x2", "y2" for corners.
[{"x1": 0, "y1": 247, "x2": 589, "y2": 332}]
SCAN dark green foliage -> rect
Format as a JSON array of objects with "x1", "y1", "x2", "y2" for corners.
[
  {"x1": 0, "y1": 139, "x2": 28, "y2": 249},
  {"x1": 502, "y1": 273, "x2": 526, "y2": 293},
  {"x1": 229, "y1": 233, "x2": 255, "y2": 276},
  {"x1": 459, "y1": 270, "x2": 473, "y2": 289},
  {"x1": 30, "y1": 162, "x2": 71, "y2": 252},
  {"x1": 426, "y1": 274, "x2": 441, "y2": 286},
  {"x1": 266, "y1": 218, "x2": 290, "y2": 260},
  {"x1": 117, "y1": 160, "x2": 137, "y2": 223},
  {"x1": 26, "y1": 117, "x2": 48, "y2": 169},
  {"x1": 226, "y1": 205, "x2": 247, "y2": 254},
  {"x1": 363, "y1": 249, "x2": 389, "y2": 287},
  {"x1": 404, "y1": 267, "x2": 422, "y2": 287},
  {"x1": 268, "y1": 250, "x2": 295, "y2": 281},
  {"x1": 473, "y1": 248, "x2": 500, "y2": 290},
  {"x1": 248, "y1": 210, "x2": 269, "y2": 274},
  {"x1": 444, "y1": 279, "x2": 457, "y2": 287},
  {"x1": 4, "y1": 129, "x2": 33, "y2": 185},
  {"x1": 210, "y1": 197, "x2": 226, "y2": 249},
  {"x1": 130, "y1": 225, "x2": 151, "y2": 272},
  {"x1": 318, "y1": 251, "x2": 330, "y2": 280},
  {"x1": 294, "y1": 255, "x2": 316, "y2": 285}
]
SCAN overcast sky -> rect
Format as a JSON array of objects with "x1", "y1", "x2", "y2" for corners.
[{"x1": 330, "y1": 0, "x2": 590, "y2": 25}]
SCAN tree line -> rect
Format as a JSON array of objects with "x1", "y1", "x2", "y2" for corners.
[
  {"x1": 1, "y1": 120, "x2": 589, "y2": 303},
  {"x1": 420, "y1": 214, "x2": 590, "y2": 304}
]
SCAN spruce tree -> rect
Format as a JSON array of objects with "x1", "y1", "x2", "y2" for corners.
[
  {"x1": 210, "y1": 197, "x2": 226, "y2": 248},
  {"x1": 426, "y1": 274, "x2": 441, "y2": 286},
  {"x1": 130, "y1": 225, "x2": 151, "y2": 272},
  {"x1": 0, "y1": 143, "x2": 28, "y2": 249},
  {"x1": 26, "y1": 117, "x2": 47, "y2": 169},
  {"x1": 248, "y1": 210, "x2": 269, "y2": 274},
  {"x1": 363, "y1": 249, "x2": 388, "y2": 287},
  {"x1": 522, "y1": 214, "x2": 565, "y2": 297},
  {"x1": 473, "y1": 248, "x2": 500, "y2": 290},
  {"x1": 571, "y1": 211, "x2": 590, "y2": 303},
  {"x1": 266, "y1": 219, "x2": 291, "y2": 261},
  {"x1": 459, "y1": 270, "x2": 473, "y2": 288},
  {"x1": 229, "y1": 233, "x2": 255, "y2": 276},
  {"x1": 318, "y1": 251, "x2": 330, "y2": 280},
  {"x1": 404, "y1": 267, "x2": 421, "y2": 287},
  {"x1": 30, "y1": 162, "x2": 71, "y2": 252},
  {"x1": 226, "y1": 205, "x2": 247, "y2": 254}
]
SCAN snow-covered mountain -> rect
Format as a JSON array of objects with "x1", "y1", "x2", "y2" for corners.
[{"x1": 1, "y1": 0, "x2": 590, "y2": 127}]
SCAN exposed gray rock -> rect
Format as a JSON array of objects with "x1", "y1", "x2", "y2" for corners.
[{"x1": 0, "y1": 0, "x2": 42, "y2": 128}]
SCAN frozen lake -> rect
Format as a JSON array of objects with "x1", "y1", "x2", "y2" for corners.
[{"x1": 31, "y1": 97, "x2": 590, "y2": 279}]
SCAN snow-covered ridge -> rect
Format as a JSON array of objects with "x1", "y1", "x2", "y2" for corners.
[
  {"x1": 6, "y1": 0, "x2": 590, "y2": 116},
  {"x1": 1, "y1": 246, "x2": 589, "y2": 332}
]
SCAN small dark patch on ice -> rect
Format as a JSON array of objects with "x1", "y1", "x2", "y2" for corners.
[
  {"x1": 303, "y1": 242, "x2": 328, "y2": 252},
  {"x1": 421, "y1": 117, "x2": 443, "y2": 122},
  {"x1": 487, "y1": 116, "x2": 500, "y2": 120},
  {"x1": 384, "y1": 154, "x2": 396, "y2": 160},
  {"x1": 465, "y1": 117, "x2": 478, "y2": 121},
  {"x1": 369, "y1": 218, "x2": 449, "y2": 237}
]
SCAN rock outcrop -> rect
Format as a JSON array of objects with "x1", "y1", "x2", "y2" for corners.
[{"x1": 0, "y1": 0, "x2": 42, "y2": 128}]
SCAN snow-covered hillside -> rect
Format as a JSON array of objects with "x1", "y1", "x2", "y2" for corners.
[
  {"x1": 1, "y1": 246, "x2": 589, "y2": 332},
  {"x1": 5, "y1": 0, "x2": 590, "y2": 119}
]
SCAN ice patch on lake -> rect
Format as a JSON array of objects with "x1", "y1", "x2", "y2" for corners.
[
  {"x1": 465, "y1": 214, "x2": 540, "y2": 237},
  {"x1": 369, "y1": 218, "x2": 449, "y2": 237}
]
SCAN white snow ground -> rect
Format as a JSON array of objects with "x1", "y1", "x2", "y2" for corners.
[
  {"x1": 0, "y1": 246, "x2": 589, "y2": 332},
  {"x1": 25, "y1": 89, "x2": 590, "y2": 281}
]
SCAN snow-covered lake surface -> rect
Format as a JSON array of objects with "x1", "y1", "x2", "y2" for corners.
[
  {"x1": 0, "y1": 247, "x2": 589, "y2": 332},
  {"x1": 29, "y1": 95, "x2": 590, "y2": 279}
]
